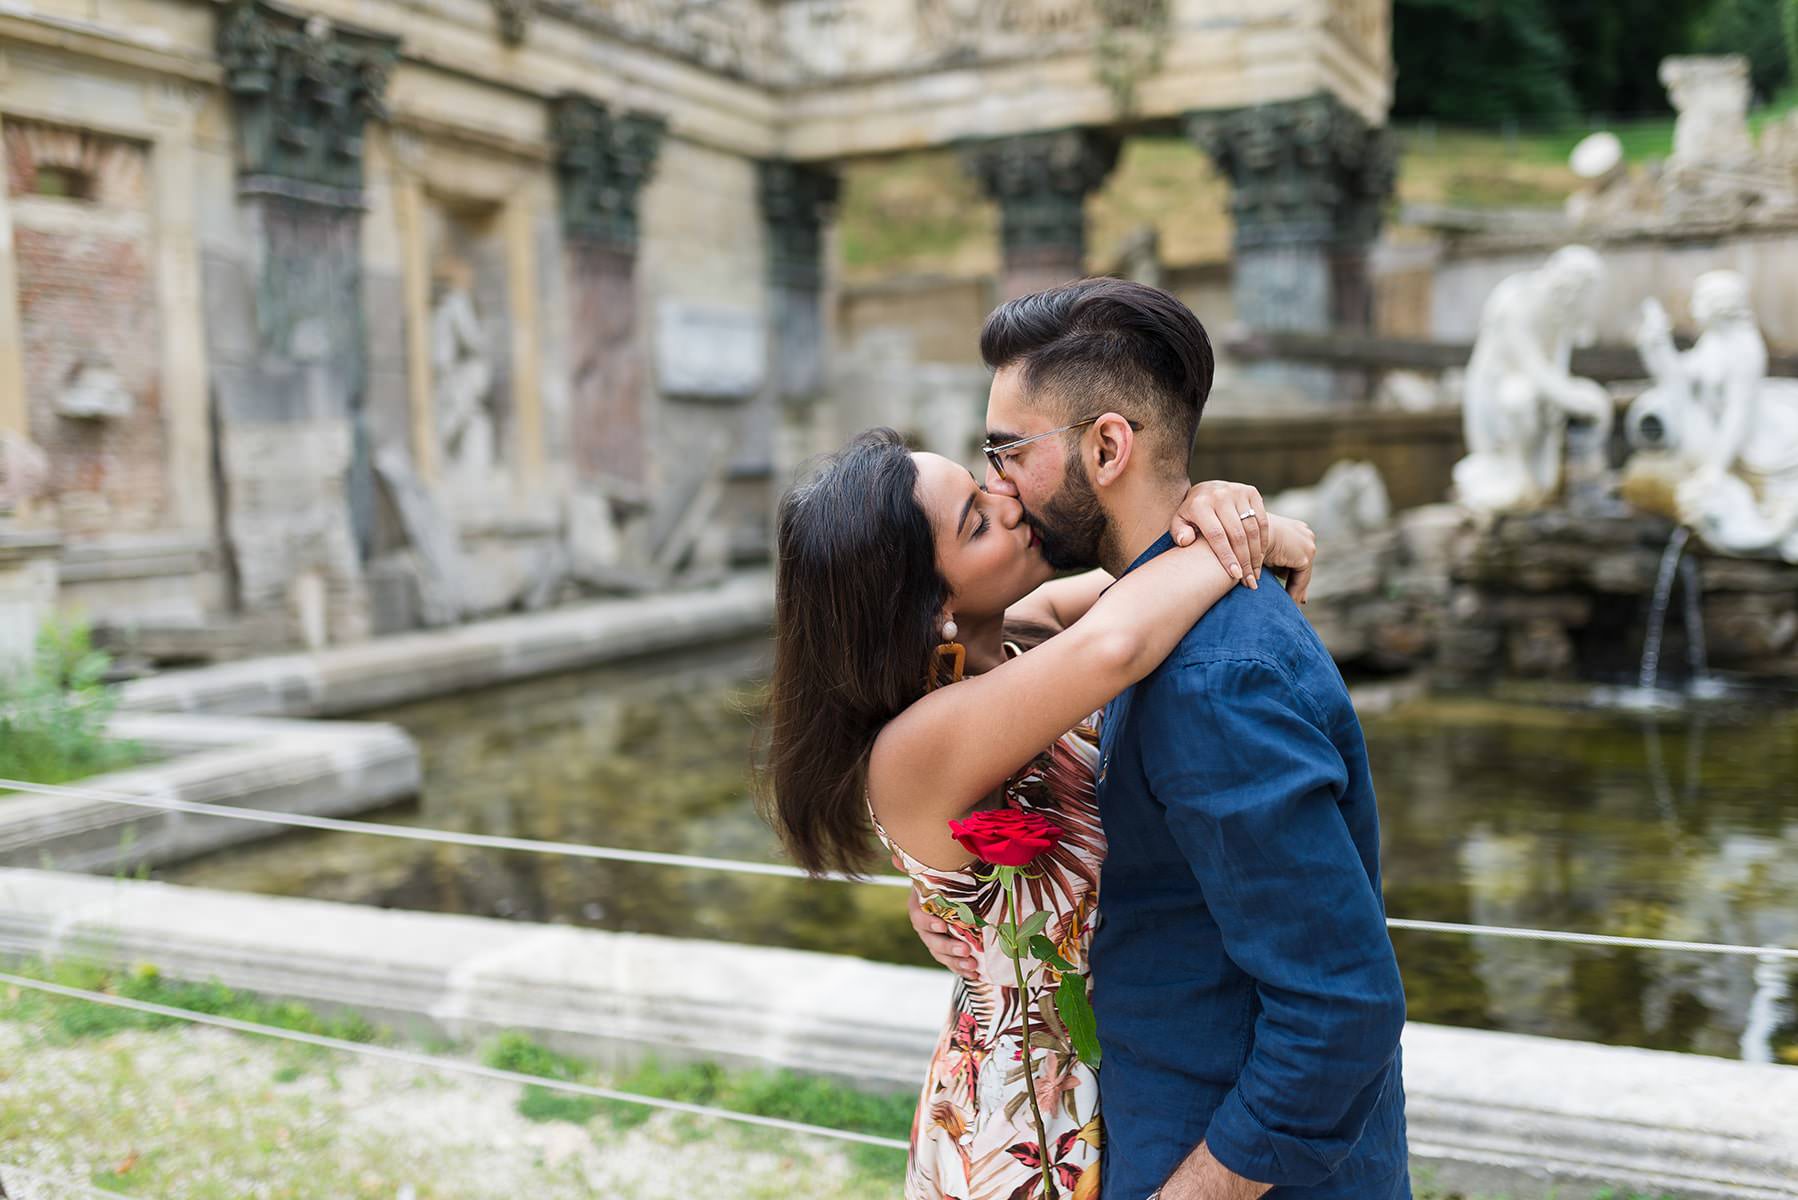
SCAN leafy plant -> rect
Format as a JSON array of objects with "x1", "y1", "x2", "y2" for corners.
[{"x1": 0, "y1": 616, "x2": 142, "y2": 787}]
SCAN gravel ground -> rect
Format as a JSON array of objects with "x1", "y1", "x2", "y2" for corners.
[{"x1": 0, "y1": 1021, "x2": 905, "y2": 1200}]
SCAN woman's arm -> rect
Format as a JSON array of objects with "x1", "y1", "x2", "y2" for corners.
[
  {"x1": 1003, "y1": 568, "x2": 1113, "y2": 634},
  {"x1": 870, "y1": 515, "x2": 1309, "y2": 869}
]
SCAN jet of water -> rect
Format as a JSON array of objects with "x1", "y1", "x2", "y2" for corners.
[{"x1": 1638, "y1": 526, "x2": 1692, "y2": 694}]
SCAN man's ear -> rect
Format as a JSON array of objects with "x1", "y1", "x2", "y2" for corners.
[{"x1": 1089, "y1": 413, "x2": 1135, "y2": 488}]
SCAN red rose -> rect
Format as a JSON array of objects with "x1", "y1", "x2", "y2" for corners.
[{"x1": 948, "y1": 809, "x2": 1063, "y2": 867}]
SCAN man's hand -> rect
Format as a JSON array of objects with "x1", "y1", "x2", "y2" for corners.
[
  {"x1": 1153, "y1": 1142, "x2": 1271, "y2": 1200},
  {"x1": 903, "y1": 858, "x2": 978, "y2": 981},
  {"x1": 1262, "y1": 514, "x2": 1316, "y2": 605}
]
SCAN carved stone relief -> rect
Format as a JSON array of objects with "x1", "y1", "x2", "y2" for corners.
[
  {"x1": 494, "y1": 0, "x2": 532, "y2": 46},
  {"x1": 425, "y1": 203, "x2": 513, "y2": 502}
]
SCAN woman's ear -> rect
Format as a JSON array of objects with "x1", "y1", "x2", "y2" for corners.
[{"x1": 1089, "y1": 413, "x2": 1135, "y2": 487}]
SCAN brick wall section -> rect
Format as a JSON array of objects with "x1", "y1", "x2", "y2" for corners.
[{"x1": 5, "y1": 121, "x2": 166, "y2": 536}]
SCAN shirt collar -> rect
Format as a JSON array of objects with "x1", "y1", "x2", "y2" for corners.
[{"x1": 1119, "y1": 530, "x2": 1178, "y2": 578}]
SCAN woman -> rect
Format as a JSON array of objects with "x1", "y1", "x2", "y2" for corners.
[{"x1": 759, "y1": 429, "x2": 1313, "y2": 1200}]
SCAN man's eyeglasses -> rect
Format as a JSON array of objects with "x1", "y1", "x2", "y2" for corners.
[{"x1": 982, "y1": 417, "x2": 1143, "y2": 481}]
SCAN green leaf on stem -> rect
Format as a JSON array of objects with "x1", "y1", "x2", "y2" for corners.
[
  {"x1": 1055, "y1": 975, "x2": 1102, "y2": 1069},
  {"x1": 1028, "y1": 935, "x2": 1076, "y2": 973},
  {"x1": 995, "y1": 925, "x2": 1018, "y2": 957},
  {"x1": 949, "y1": 901, "x2": 987, "y2": 930},
  {"x1": 1018, "y1": 911, "x2": 1050, "y2": 942}
]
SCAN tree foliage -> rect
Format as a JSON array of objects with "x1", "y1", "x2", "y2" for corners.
[
  {"x1": 1394, "y1": 0, "x2": 1791, "y2": 124},
  {"x1": 1692, "y1": 0, "x2": 1794, "y2": 99},
  {"x1": 1392, "y1": 0, "x2": 1578, "y2": 123}
]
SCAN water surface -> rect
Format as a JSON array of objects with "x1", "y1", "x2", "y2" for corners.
[{"x1": 161, "y1": 641, "x2": 1798, "y2": 1061}]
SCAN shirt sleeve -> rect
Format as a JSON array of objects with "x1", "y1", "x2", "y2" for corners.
[{"x1": 1137, "y1": 656, "x2": 1406, "y2": 1188}]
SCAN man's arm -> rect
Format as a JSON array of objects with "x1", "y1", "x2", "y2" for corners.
[
  {"x1": 1153, "y1": 1142, "x2": 1270, "y2": 1199},
  {"x1": 1141, "y1": 657, "x2": 1406, "y2": 1197}
]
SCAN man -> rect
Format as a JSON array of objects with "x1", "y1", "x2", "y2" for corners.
[{"x1": 909, "y1": 278, "x2": 1410, "y2": 1198}]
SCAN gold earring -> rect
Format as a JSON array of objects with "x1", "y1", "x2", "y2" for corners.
[{"x1": 928, "y1": 618, "x2": 965, "y2": 690}]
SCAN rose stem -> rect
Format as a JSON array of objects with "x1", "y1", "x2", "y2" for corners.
[{"x1": 1006, "y1": 868, "x2": 1057, "y2": 1200}]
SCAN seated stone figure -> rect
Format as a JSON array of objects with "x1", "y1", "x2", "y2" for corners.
[
  {"x1": 1625, "y1": 270, "x2": 1798, "y2": 561},
  {"x1": 1453, "y1": 245, "x2": 1614, "y2": 513}
]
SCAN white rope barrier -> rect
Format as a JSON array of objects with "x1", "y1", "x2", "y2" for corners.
[
  {"x1": 4, "y1": 776, "x2": 1794, "y2": 963},
  {"x1": 0, "y1": 971, "x2": 910, "y2": 1153},
  {"x1": 1384, "y1": 918, "x2": 1798, "y2": 962},
  {"x1": 0, "y1": 776, "x2": 909, "y2": 888}
]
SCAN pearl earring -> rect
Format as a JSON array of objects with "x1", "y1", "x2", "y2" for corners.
[{"x1": 941, "y1": 619, "x2": 959, "y2": 642}]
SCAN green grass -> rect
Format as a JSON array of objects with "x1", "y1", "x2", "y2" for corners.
[
  {"x1": 481, "y1": 1028, "x2": 914, "y2": 1177},
  {"x1": 0, "y1": 962, "x2": 1714, "y2": 1200},
  {"x1": 0, "y1": 957, "x2": 384, "y2": 1048}
]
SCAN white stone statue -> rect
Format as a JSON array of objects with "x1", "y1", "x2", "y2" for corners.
[
  {"x1": 1266, "y1": 460, "x2": 1391, "y2": 546},
  {"x1": 1624, "y1": 270, "x2": 1798, "y2": 561},
  {"x1": 1661, "y1": 56, "x2": 1756, "y2": 170},
  {"x1": 431, "y1": 259, "x2": 498, "y2": 492},
  {"x1": 1453, "y1": 245, "x2": 1614, "y2": 513}
]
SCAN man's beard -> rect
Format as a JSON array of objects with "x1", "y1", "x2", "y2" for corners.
[{"x1": 1028, "y1": 445, "x2": 1109, "y2": 572}]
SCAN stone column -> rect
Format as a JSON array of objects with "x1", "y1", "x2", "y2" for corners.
[
  {"x1": 1186, "y1": 94, "x2": 1395, "y2": 403},
  {"x1": 551, "y1": 96, "x2": 665, "y2": 490},
  {"x1": 755, "y1": 161, "x2": 839, "y2": 550},
  {"x1": 209, "y1": 0, "x2": 398, "y2": 645},
  {"x1": 962, "y1": 129, "x2": 1121, "y2": 301},
  {"x1": 758, "y1": 162, "x2": 839, "y2": 411}
]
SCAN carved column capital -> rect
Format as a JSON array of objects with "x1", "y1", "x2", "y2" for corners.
[
  {"x1": 551, "y1": 95, "x2": 666, "y2": 249},
  {"x1": 217, "y1": 0, "x2": 398, "y2": 200},
  {"x1": 961, "y1": 128, "x2": 1120, "y2": 266},
  {"x1": 757, "y1": 160, "x2": 840, "y2": 291},
  {"x1": 1185, "y1": 93, "x2": 1394, "y2": 251}
]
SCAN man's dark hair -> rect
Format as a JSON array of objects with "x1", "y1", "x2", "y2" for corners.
[{"x1": 979, "y1": 277, "x2": 1215, "y2": 475}]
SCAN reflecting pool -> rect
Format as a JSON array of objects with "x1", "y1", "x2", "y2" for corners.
[{"x1": 161, "y1": 640, "x2": 1798, "y2": 1061}]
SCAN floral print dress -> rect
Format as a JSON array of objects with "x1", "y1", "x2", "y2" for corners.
[{"x1": 871, "y1": 713, "x2": 1106, "y2": 1200}]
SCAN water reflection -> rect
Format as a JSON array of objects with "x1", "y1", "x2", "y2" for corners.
[
  {"x1": 164, "y1": 641, "x2": 928, "y2": 968},
  {"x1": 1374, "y1": 696, "x2": 1798, "y2": 1060},
  {"x1": 162, "y1": 645, "x2": 1798, "y2": 1061}
]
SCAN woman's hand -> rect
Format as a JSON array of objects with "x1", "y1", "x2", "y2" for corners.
[
  {"x1": 1171, "y1": 480, "x2": 1266, "y2": 587},
  {"x1": 1263, "y1": 514, "x2": 1316, "y2": 605}
]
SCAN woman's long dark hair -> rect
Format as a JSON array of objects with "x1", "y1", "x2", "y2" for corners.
[{"x1": 756, "y1": 429, "x2": 949, "y2": 877}]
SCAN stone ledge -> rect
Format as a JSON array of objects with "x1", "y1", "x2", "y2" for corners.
[
  {"x1": 0, "y1": 713, "x2": 419, "y2": 873},
  {"x1": 0, "y1": 870, "x2": 1791, "y2": 1197},
  {"x1": 57, "y1": 532, "x2": 215, "y2": 583},
  {"x1": 114, "y1": 570, "x2": 774, "y2": 719}
]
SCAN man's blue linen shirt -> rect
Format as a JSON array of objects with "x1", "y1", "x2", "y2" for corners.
[{"x1": 1092, "y1": 533, "x2": 1410, "y2": 1198}]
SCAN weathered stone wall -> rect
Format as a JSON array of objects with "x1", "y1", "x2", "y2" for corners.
[
  {"x1": 637, "y1": 137, "x2": 770, "y2": 549},
  {"x1": 0, "y1": 30, "x2": 224, "y2": 633},
  {"x1": 0, "y1": 0, "x2": 1396, "y2": 650}
]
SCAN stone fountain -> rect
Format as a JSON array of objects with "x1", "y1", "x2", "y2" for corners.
[{"x1": 1438, "y1": 248, "x2": 1798, "y2": 690}]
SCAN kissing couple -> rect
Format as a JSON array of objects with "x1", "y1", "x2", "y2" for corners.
[{"x1": 760, "y1": 279, "x2": 1410, "y2": 1199}]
